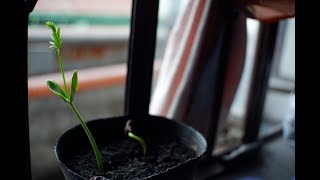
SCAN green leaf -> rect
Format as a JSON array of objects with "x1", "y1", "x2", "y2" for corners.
[
  {"x1": 70, "y1": 70, "x2": 78, "y2": 102},
  {"x1": 57, "y1": 26, "x2": 61, "y2": 38},
  {"x1": 46, "y1": 21, "x2": 62, "y2": 52},
  {"x1": 46, "y1": 21, "x2": 56, "y2": 32},
  {"x1": 47, "y1": 80, "x2": 69, "y2": 103}
]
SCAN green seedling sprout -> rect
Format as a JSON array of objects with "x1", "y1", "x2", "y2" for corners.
[
  {"x1": 125, "y1": 120, "x2": 148, "y2": 156},
  {"x1": 45, "y1": 21, "x2": 103, "y2": 172},
  {"x1": 128, "y1": 132, "x2": 147, "y2": 156}
]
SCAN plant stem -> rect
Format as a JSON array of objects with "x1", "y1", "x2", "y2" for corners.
[
  {"x1": 70, "y1": 102, "x2": 103, "y2": 172},
  {"x1": 58, "y1": 50, "x2": 69, "y2": 98},
  {"x1": 128, "y1": 132, "x2": 147, "y2": 156}
]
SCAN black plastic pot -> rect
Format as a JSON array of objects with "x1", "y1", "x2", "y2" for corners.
[{"x1": 55, "y1": 115, "x2": 207, "y2": 180}]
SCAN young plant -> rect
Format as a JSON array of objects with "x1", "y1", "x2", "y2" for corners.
[
  {"x1": 46, "y1": 21, "x2": 148, "y2": 172},
  {"x1": 128, "y1": 132, "x2": 147, "y2": 156},
  {"x1": 125, "y1": 120, "x2": 147, "y2": 156},
  {"x1": 45, "y1": 21, "x2": 103, "y2": 172}
]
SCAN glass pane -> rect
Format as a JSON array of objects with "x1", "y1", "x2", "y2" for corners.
[
  {"x1": 28, "y1": 1, "x2": 132, "y2": 179},
  {"x1": 260, "y1": 18, "x2": 295, "y2": 139},
  {"x1": 152, "y1": 0, "x2": 189, "y2": 88},
  {"x1": 213, "y1": 18, "x2": 295, "y2": 155},
  {"x1": 214, "y1": 18, "x2": 260, "y2": 155}
]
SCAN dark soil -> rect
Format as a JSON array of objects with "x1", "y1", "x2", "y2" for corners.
[{"x1": 67, "y1": 137, "x2": 196, "y2": 179}]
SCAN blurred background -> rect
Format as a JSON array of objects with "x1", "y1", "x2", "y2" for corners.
[{"x1": 28, "y1": 0, "x2": 294, "y2": 179}]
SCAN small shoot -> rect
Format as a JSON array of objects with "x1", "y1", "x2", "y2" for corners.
[
  {"x1": 125, "y1": 120, "x2": 148, "y2": 156},
  {"x1": 46, "y1": 21, "x2": 103, "y2": 172},
  {"x1": 128, "y1": 132, "x2": 147, "y2": 156}
]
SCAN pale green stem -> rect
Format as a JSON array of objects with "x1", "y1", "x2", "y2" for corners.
[
  {"x1": 57, "y1": 50, "x2": 69, "y2": 98},
  {"x1": 128, "y1": 132, "x2": 147, "y2": 156},
  {"x1": 70, "y1": 102, "x2": 103, "y2": 172}
]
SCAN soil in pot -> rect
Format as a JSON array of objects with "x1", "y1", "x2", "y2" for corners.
[{"x1": 66, "y1": 136, "x2": 196, "y2": 179}]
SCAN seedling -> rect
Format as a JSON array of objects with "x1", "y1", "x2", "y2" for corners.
[
  {"x1": 45, "y1": 21, "x2": 103, "y2": 172},
  {"x1": 46, "y1": 21, "x2": 147, "y2": 172},
  {"x1": 128, "y1": 132, "x2": 147, "y2": 156},
  {"x1": 125, "y1": 120, "x2": 148, "y2": 156}
]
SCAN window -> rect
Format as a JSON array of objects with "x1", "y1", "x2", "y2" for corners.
[
  {"x1": 5, "y1": 1, "x2": 294, "y2": 179},
  {"x1": 214, "y1": 18, "x2": 295, "y2": 155},
  {"x1": 28, "y1": 1, "x2": 188, "y2": 179}
]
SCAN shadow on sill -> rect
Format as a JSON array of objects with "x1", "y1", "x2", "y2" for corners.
[{"x1": 195, "y1": 134, "x2": 295, "y2": 180}]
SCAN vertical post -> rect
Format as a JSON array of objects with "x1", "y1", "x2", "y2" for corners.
[
  {"x1": 3, "y1": 0, "x2": 37, "y2": 178},
  {"x1": 2, "y1": 0, "x2": 34, "y2": 179},
  {"x1": 125, "y1": 0, "x2": 159, "y2": 119},
  {"x1": 242, "y1": 22, "x2": 279, "y2": 143},
  {"x1": 200, "y1": 0, "x2": 235, "y2": 159}
]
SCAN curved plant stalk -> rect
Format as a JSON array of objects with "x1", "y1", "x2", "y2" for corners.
[
  {"x1": 128, "y1": 132, "x2": 147, "y2": 156},
  {"x1": 124, "y1": 120, "x2": 148, "y2": 156},
  {"x1": 46, "y1": 21, "x2": 103, "y2": 172}
]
